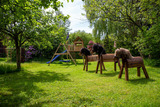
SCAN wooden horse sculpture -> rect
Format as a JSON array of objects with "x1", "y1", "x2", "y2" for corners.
[
  {"x1": 80, "y1": 48, "x2": 105, "y2": 71},
  {"x1": 114, "y1": 48, "x2": 149, "y2": 81},
  {"x1": 83, "y1": 55, "x2": 105, "y2": 71},
  {"x1": 91, "y1": 44, "x2": 120, "y2": 73},
  {"x1": 97, "y1": 54, "x2": 121, "y2": 74}
]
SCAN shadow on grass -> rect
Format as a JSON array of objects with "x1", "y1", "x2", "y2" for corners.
[
  {"x1": 0, "y1": 70, "x2": 71, "y2": 106},
  {"x1": 86, "y1": 69, "x2": 119, "y2": 77},
  {"x1": 49, "y1": 60, "x2": 91, "y2": 67},
  {"x1": 128, "y1": 78, "x2": 155, "y2": 84},
  {"x1": 86, "y1": 70, "x2": 96, "y2": 73},
  {"x1": 29, "y1": 95, "x2": 95, "y2": 107},
  {"x1": 99, "y1": 71, "x2": 119, "y2": 77}
]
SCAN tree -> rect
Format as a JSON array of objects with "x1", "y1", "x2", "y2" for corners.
[
  {"x1": 135, "y1": 18, "x2": 160, "y2": 59},
  {"x1": 0, "y1": 0, "x2": 72, "y2": 70},
  {"x1": 68, "y1": 30, "x2": 94, "y2": 47},
  {"x1": 83, "y1": 0, "x2": 160, "y2": 56},
  {"x1": 25, "y1": 10, "x2": 70, "y2": 59},
  {"x1": 84, "y1": 0, "x2": 159, "y2": 31}
]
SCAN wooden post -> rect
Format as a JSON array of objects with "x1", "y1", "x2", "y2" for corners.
[
  {"x1": 114, "y1": 62, "x2": 116, "y2": 71},
  {"x1": 100, "y1": 55, "x2": 103, "y2": 74},
  {"x1": 102, "y1": 63, "x2": 105, "y2": 70},
  {"x1": 137, "y1": 67, "x2": 140, "y2": 77},
  {"x1": 48, "y1": 43, "x2": 61, "y2": 66},
  {"x1": 64, "y1": 44, "x2": 77, "y2": 66},
  {"x1": 86, "y1": 56, "x2": 88, "y2": 71},
  {"x1": 67, "y1": 53, "x2": 68, "y2": 64},
  {"x1": 83, "y1": 56, "x2": 85, "y2": 71}
]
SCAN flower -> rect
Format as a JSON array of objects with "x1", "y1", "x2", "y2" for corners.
[{"x1": 25, "y1": 46, "x2": 39, "y2": 61}]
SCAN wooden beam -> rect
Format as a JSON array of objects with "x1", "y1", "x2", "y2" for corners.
[
  {"x1": 48, "y1": 43, "x2": 61, "y2": 66},
  {"x1": 55, "y1": 53, "x2": 69, "y2": 55}
]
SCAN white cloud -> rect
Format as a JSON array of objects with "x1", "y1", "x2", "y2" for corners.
[{"x1": 59, "y1": 0, "x2": 92, "y2": 33}]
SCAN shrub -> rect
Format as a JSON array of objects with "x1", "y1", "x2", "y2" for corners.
[
  {"x1": 25, "y1": 46, "x2": 40, "y2": 61},
  {"x1": 135, "y1": 18, "x2": 160, "y2": 59},
  {"x1": 144, "y1": 59, "x2": 160, "y2": 67}
]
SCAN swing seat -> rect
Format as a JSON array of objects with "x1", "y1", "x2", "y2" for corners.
[{"x1": 59, "y1": 60, "x2": 70, "y2": 62}]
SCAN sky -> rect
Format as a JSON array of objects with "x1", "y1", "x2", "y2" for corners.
[{"x1": 59, "y1": 0, "x2": 92, "y2": 33}]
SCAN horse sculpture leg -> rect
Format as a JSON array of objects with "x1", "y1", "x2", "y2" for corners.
[
  {"x1": 137, "y1": 67, "x2": 140, "y2": 77},
  {"x1": 142, "y1": 65, "x2": 149, "y2": 79},
  {"x1": 96, "y1": 61, "x2": 100, "y2": 73}
]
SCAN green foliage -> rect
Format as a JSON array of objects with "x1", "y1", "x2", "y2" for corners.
[
  {"x1": 83, "y1": 0, "x2": 160, "y2": 57},
  {"x1": 0, "y1": 0, "x2": 45, "y2": 69},
  {"x1": 103, "y1": 35, "x2": 114, "y2": 53},
  {"x1": 0, "y1": 0, "x2": 64, "y2": 10},
  {"x1": 92, "y1": 19, "x2": 107, "y2": 43},
  {"x1": 144, "y1": 59, "x2": 160, "y2": 67},
  {"x1": 68, "y1": 30, "x2": 94, "y2": 48},
  {"x1": 0, "y1": 0, "x2": 70, "y2": 69},
  {"x1": 23, "y1": 10, "x2": 70, "y2": 59},
  {"x1": 135, "y1": 18, "x2": 160, "y2": 61},
  {"x1": 67, "y1": 0, "x2": 74, "y2": 2}
]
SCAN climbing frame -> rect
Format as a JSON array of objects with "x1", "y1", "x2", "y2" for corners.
[{"x1": 48, "y1": 43, "x2": 76, "y2": 66}]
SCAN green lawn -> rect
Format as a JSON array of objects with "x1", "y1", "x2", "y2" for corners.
[{"x1": 0, "y1": 59, "x2": 160, "y2": 106}]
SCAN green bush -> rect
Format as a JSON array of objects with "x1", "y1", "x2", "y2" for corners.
[
  {"x1": 144, "y1": 59, "x2": 160, "y2": 67},
  {"x1": 135, "y1": 18, "x2": 160, "y2": 59},
  {"x1": 0, "y1": 64, "x2": 19, "y2": 74}
]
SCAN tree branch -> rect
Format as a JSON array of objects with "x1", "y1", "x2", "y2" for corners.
[
  {"x1": 126, "y1": 12, "x2": 143, "y2": 31},
  {"x1": 0, "y1": 28, "x2": 15, "y2": 39}
]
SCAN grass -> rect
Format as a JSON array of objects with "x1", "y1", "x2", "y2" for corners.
[
  {"x1": 0, "y1": 58, "x2": 160, "y2": 106},
  {"x1": 0, "y1": 64, "x2": 18, "y2": 74},
  {"x1": 0, "y1": 58, "x2": 19, "y2": 74}
]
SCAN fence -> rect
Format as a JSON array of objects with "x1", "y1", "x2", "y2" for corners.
[{"x1": 0, "y1": 48, "x2": 25, "y2": 62}]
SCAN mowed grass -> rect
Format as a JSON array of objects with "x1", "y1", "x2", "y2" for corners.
[{"x1": 0, "y1": 59, "x2": 160, "y2": 106}]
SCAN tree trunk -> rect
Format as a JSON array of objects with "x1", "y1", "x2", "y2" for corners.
[{"x1": 16, "y1": 46, "x2": 21, "y2": 70}]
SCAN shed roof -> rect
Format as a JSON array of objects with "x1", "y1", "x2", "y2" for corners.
[{"x1": 73, "y1": 36, "x2": 83, "y2": 42}]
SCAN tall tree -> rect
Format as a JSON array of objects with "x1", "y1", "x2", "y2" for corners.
[
  {"x1": 83, "y1": 0, "x2": 160, "y2": 55},
  {"x1": 0, "y1": 0, "x2": 72, "y2": 70},
  {"x1": 28, "y1": 10, "x2": 70, "y2": 59}
]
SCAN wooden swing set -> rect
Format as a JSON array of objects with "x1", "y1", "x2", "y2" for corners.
[
  {"x1": 48, "y1": 36, "x2": 85, "y2": 66},
  {"x1": 48, "y1": 43, "x2": 77, "y2": 66}
]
